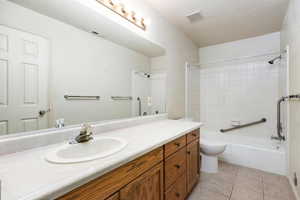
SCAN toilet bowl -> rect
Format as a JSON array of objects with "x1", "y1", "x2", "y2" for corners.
[{"x1": 200, "y1": 139, "x2": 226, "y2": 173}]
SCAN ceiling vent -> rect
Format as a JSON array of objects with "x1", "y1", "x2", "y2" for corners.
[{"x1": 186, "y1": 11, "x2": 203, "y2": 23}]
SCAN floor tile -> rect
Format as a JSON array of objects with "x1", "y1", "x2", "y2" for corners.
[
  {"x1": 237, "y1": 166, "x2": 263, "y2": 181},
  {"x1": 188, "y1": 186, "x2": 229, "y2": 200},
  {"x1": 230, "y1": 186, "x2": 263, "y2": 200},
  {"x1": 234, "y1": 175, "x2": 263, "y2": 194},
  {"x1": 188, "y1": 162, "x2": 296, "y2": 200}
]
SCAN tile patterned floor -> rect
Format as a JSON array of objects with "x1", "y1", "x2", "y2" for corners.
[{"x1": 188, "y1": 162, "x2": 296, "y2": 200}]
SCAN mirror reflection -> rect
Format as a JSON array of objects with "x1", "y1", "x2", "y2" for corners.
[{"x1": 0, "y1": 0, "x2": 166, "y2": 136}]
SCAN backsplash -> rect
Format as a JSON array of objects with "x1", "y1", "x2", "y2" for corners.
[{"x1": 0, "y1": 114, "x2": 168, "y2": 156}]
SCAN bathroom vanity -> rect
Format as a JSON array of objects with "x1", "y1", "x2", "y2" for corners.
[
  {"x1": 0, "y1": 118, "x2": 202, "y2": 200},
  {"x1": 57, "y1": 129, "x2": 200, "y2": 200}
]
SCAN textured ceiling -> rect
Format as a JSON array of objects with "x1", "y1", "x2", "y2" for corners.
[{"x1": 143, "y1": 0, "x2": 290, "y2": 47}]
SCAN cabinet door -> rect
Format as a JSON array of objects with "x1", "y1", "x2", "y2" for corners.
[
  {"x1": 120, "y1": 163, "x2": 164, "y2": 200},
  {"x1": 187, "y1": 139, "x2": 200, "y2": 194}
]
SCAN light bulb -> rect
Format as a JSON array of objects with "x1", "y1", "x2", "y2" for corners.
[
  {"x1": 130, "y1": 11, "x2": 136, "y2": 21},
  {"x1": 141, "y1": 18, "x2": 145, "y2": 27},
  {"x1": 107, "y1": 0, "x2": 114, "y2": 6}
]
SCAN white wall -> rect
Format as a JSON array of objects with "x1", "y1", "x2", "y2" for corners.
[
  {"x1": 196, "y1": 33, "x2": 281, "y2": 140},
  {"x1": 187, "y1": 65, "x2": 200, "y2": 121},
  {"x1": 199, "y1": 32, "x2": 281, "y2": 64},
  {"x1": 281, "y1": 0, "x2": 300, "y2": 196},
  {"x1": 123, "y1": 0, "x2": 199, "y2": 119},
  {"x1": 0, "y1": 1, "x2": 151, "y2": 126}
]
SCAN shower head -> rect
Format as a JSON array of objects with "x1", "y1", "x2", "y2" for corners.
[{"x1": 268, "y1": 56, "x2": 281, "y2": 65}]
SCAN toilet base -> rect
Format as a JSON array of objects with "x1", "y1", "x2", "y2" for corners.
[{"x1": 201, "y1": 154, "x2": 219, "y2": 173}]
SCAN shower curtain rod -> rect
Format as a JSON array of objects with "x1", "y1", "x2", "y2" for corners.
[{"x1": 191, "y1": 51, "x2": 283, "y2": 67}]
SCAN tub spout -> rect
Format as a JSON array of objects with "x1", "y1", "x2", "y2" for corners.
[{"x1": 271, "y1": 136, "x2": 282, "y2": 141}]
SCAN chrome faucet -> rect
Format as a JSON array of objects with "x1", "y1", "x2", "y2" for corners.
[
  {"x1": 73, "y1": 124, "x2": 93, "y2": 143},
  {"x1": 55, "y1": 118, "x2": 65, "y2": 128}
]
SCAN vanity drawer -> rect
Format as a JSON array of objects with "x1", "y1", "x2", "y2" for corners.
[
  {"x1": 165, "y1": 173, "x2": 186, "y2": 200},
  {"x1": 58, "y1": 147, "x2": 163, "y2": 200},
  {"x1": 186, "y1": 129, "x2": 199, "y2": 144},
  {"x1": 164, "y1": 147, "x2": 186, "y2": 190},
  {"x1": 164, "y1": 136, "x2": 186, "y2": 158}
]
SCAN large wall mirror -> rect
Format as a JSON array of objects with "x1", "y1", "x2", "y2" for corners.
[{"x1": 0, "y1": 0, "x2": 166, "y2": 137}]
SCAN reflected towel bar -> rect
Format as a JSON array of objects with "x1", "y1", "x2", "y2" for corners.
[
  {"x1": 111, "y1": 96, "x2": 133, "y2": 100},
  {"x1": 64, "y1": 95, "x2": 100, "y2": 100},
  {"x1": 220, "y1": 118, "x2": 267, "y2": 133}
]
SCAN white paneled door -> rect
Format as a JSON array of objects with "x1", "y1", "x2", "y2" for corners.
[{"x1": 0, "y1": 25, "x2": 49, "y2": 135}]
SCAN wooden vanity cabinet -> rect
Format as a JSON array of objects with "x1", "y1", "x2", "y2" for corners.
[
  {"x1": 120, "y1": 163, "x2": 164, "y2": 200},
  {"x1": 57, "y1": 129, "x2": 200, "y2": 200},
  {"x1": 58, "y1": 148, "x2": 163, "y2": 200},
  {"x1": 187, "y1": 139, "x2": 200, "y2": 194},
  {"x1": 164, "y1": 129, "x2": 200, "y2": 200}
]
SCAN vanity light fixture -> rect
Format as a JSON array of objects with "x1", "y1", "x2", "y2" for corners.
[{"x1": 96, "y1": 0, "x2": 147, "y2": 30}]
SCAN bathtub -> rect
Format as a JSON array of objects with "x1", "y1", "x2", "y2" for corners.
[{"x1": 201, "y1": 128, "x2": 287, "y2": 175}]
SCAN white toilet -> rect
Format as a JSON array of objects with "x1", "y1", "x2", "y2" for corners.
[{"x1": 200, "y1": 139, "x2": 226, "y2": 173}]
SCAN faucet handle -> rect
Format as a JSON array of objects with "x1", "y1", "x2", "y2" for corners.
[{"x1": 80, "y1": 124, "x2": 93, "y2": 135}]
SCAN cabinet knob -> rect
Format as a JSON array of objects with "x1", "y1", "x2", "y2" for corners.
[
  {"x1": 175, "y1": 192, "x2": 180, "y2": 197},
  {"x1": 174, "y1": 142, "x2": 180, "y2": 147},
  {"x1": 174, "y1": 164, "x2": 181, "y2": 169},
  {"x1": 187, "y1": 151, "x2": 191, "y2": 154}
]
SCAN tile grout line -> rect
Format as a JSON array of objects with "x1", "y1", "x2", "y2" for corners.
[{"x1": 228, "y1": 168, "x2": 238, "y2": 200}]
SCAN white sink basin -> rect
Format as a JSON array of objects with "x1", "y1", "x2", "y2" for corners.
[{"x1": 46, "y1": 137, "x2": 127, "y2": 164}]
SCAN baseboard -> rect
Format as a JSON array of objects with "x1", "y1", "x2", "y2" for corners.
[{"x1": 289, "y1": 176, "x2": 300, "y2": 200}]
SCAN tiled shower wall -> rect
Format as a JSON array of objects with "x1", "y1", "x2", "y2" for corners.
[{"x1": 194, "y1": 56, "x2": 282, "y2": 139}]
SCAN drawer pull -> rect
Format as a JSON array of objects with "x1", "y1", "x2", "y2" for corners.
[
  {"x1": 174, "y1": 164, "x2": 181, "y2": 169},
  {"x1": 175, "y1": 192, "x2": 180, "y2": 197},
  {"x1": 174, "y1": 142, "x2": 181, "y2": 147},
  {"x1": 192, "y1": 133, "x2": 197, "y2": 137},
  {"x1": 187, "y1": 151, "x2": 191, "y2": 155}
]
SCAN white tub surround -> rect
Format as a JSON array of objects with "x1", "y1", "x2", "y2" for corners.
[{"x1": 0, "y1": 119, "x2": 202, "y2": 200}]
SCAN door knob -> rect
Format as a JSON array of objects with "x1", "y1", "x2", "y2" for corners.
[{"x1": 39, "y1": 109, "x2": 50, "y2": 117}]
